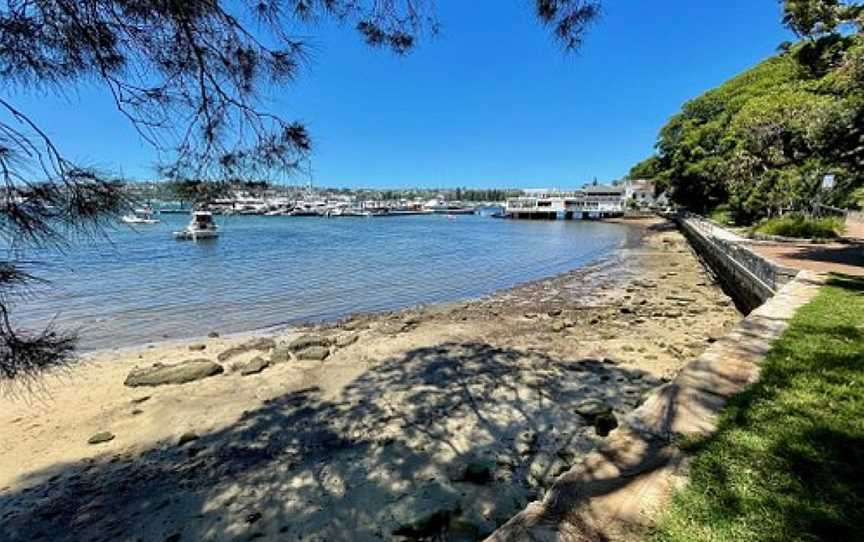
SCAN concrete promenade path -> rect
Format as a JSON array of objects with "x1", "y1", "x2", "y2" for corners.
[
  {"x1": 696, "y1": 216, "x2": 862, "y2": 277},
  {"x1": 746, "y1": 242, "x2": 863, "y2": 277},
  {"x1": 486, "y1": 272, "x2": 825, "y2": 542}
]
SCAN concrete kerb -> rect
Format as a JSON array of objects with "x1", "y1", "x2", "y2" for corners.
[{"x1": 486, "y1": 270, "x2": 825, "y2": 542}]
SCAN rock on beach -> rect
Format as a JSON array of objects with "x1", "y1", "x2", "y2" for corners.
[
  {"x1": 124, "y1": 359, "x2": 224, "y2": 387},
  {"x1": 216, "y1": 337, "x2": 277, "y2": 362},
  {"x1": 287, "y1": 334, "x2": 332, "y2": 351},
  {"x1": 296, "y1": 346, "x2": 330, "y2": 361}
]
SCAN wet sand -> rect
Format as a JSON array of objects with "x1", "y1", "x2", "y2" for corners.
[{"x1": 0, "y1": 218, "x2": 740, "y2": 542}]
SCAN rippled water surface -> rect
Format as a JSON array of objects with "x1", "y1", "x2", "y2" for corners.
[{"x1": 15, "y1": 214, "x2": 628, "y2": 350}]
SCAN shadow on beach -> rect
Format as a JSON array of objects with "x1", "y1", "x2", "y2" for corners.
[{"x1": 0, "y1": 342, "x2": 663, "y2": 542}]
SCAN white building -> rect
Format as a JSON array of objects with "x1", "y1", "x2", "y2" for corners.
[
  {"x1": 623, "y1": 179, "x2": 656, "y2": 208},
  {"x1": 504, "y1": 186, "x2": 625, "y2": 219}
]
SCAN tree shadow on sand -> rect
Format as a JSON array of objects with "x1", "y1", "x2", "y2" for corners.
[{"x1": 1, "y1": 342, "x2": 665, "y2": 542}]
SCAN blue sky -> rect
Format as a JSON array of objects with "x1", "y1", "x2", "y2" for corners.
[{"x1": 8, "y1": 1, "x2": 792, "y2": 189}]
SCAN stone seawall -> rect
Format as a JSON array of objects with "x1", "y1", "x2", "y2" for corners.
[{"x1": 677, "y1": 217, "x2": 798, "y2": 313}]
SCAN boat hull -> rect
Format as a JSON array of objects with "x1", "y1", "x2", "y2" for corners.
[{"x1": 173, "y1": 229, "x2": 219, "y2": 241}]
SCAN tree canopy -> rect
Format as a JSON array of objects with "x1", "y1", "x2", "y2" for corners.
[{"x1": 629, "y1": 2, "x2": 864, "y2": 223}]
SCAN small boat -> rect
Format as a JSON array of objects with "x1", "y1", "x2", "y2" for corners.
[
  {"x1": 173, "y1": 211, "x2": 219, "y2": 241},
  {"x1": 121, "y1": 207, "x2": 160, "y2": 225}
]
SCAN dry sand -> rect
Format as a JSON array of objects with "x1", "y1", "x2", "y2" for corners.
[{"x1": 0, "y1": 218, "x2": 740, "y2": 542}]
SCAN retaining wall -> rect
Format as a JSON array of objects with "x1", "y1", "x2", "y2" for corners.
[{"x1": 678, "y1": 217, "x2": 798, "y2": 313}]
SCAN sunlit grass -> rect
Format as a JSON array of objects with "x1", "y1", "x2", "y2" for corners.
[
  {"x1": 652, "y1": 275, "x2": 864, "y2": 542},
  {"x1": 751, "y1": 215, "x2": 845, "y2": 240}
]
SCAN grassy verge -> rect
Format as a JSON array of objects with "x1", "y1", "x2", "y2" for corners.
[
  {"x1": 708, "y1": 205, "x2": 733, "y2": 227},
  {"x1": 751, "y1": 215, "x2": 845, "y2": 239},
  {"x1": 652, "y1": 275, "x2": 864, "y2": 542}
]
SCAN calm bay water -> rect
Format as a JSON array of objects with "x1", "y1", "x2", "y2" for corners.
[{"x1": 15, "y1": 214, "x2": 628, "y2": 350}]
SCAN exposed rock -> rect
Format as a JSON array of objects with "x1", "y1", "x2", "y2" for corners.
[
  {"x1": 287, "y1": 334, "x2": 332, "y2": 351},
  {"x1": 574, "y1": 398, "x2": 612, "y2": 421},
  {"x1": 496, "y1": 454, "x2": 518, "y2": 468},
  {"x1": 453, "y1": 459, "x2": 495, "y2": 484},
  {"x1": 245, "y1": 511, "x2": 262, "y2": 525},
  {"x1": 448, "y1": 517, "x2": 486, "y2": 541},
  {"x1": 379, "y1": 320, "x2": 413, "y2": 334},
  {"x1": 131, "y1": 395, "x2": 151, "y2": 404},
  {"x1": 528, "y1": 451, "x2": 570, "y2": 487},
  {"x1": 270, "y1": 346, "x2": 292, "y2": 363},
  {"x1": 239, "y1": 356, "x2": 270, "y2": 376},
  {"x1": 514, "y1": 430, "x2": 537, "y2": 456},
  {"x1": 296, "y1": 346, "x2": 330, "y2": 361},
  {"x1": 335, "y1": 334, "x2": 359, "y2": 348},
  {"x1": 594, "y1": 412, "x2": 619, "y2": 437},
  {"x1": 124, "y1": 359, "x2": 224, "y2": 387},
  {"x1": 177, "y1": 431, "x2": 199, "y2": 446},
  {"x1": 216, "y1": 338, "x2": 276, "y2": 362},
  {"x1": 551, "y1": 319, "x2": 575, "y2": 333},
  {"x1": 342, "y1": 317, "x2": 370, "y2": 331},
  {"x1": 188, "y1": 343, "x2": 206, "y2": 352},
  {"x1": 391, "y1": 487, "x2": 462, "y2": 539},
  {"x1": 207, "y1": 331, "x2": 220, "y2": 338},
  {"x1": 87, "y1": 431, "x2": 115, "y2": 445}
]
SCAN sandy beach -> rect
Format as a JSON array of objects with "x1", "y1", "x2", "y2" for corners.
[{"x1": 0, "y1": 218, "x2": 740, "y2": 542}]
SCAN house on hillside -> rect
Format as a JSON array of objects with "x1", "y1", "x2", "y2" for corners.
[{"x1": 623, "y1": 179, "x2": 656, "y2": 208}]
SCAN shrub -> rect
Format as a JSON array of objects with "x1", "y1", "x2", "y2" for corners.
[
  {"x1": 752, "y1": 214, "x2": 845, "y2": 239},
  {"x1": 708, "y1": 204, "x2": 734, "y2": 226}
]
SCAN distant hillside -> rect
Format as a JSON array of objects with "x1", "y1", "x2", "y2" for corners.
[{"x1": 630, "y1": 31, "x2": 864, "y2": 224}]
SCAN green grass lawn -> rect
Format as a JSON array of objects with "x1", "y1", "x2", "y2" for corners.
[{"x1": 652, "y1": 275, "x2": 864, "y2": 542}]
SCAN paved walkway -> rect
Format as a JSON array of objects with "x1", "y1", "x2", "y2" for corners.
[
  {"x1": 694, "y1": 217, "x2": 862, "y2": 277},
  {"x1": 487, "y1": 272, "x2": 825, "y2": 542},
  {"x1": 843, "y1": 215, "x2": 864, "y2": 241},
  {"x1": 746, "y1": 242, "x2": 864, "y2": 277}
]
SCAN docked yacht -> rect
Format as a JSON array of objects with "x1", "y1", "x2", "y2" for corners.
[
  {"x1": 290, "y1": 200, "x2": 328, "y2": 216},
  {"x1": 121, "y1": 207, "x2": 160, "y2": 225},
  {"x1": 173, "y1": 211, "x2": 219, "y2": 240}
]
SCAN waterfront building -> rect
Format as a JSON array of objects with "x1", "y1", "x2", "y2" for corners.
[
  {"x1": 504, "y1": 186, "x2": 625, "y2": 220},
  {"x1": 623, "y1": 179, "x2": 657, "y2": 208}
]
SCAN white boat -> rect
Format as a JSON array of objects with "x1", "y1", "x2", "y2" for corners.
[
  {"x1": 121, "y1": 207, "x2": 160, "y2": 225},
  {"x1": 290, "y1": 200, "x2": 328, "y2": 217},
  {"x1": 173, "y1": 211, "x2": 219, "y2": 241}
]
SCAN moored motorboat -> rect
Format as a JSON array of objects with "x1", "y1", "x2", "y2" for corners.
[
  {"x1": 173, "y1": 211, "x2": 219, "y2": 241},
  {"x1": 121, "y1": 207, "x2": 160, "y2": 225}
]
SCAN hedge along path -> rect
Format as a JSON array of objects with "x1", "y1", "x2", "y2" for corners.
[{"x1": 486, "y1": 271, "x2": 826, "y2": 542}]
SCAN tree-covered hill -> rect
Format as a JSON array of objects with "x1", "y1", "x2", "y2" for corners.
[{"x1": 631, "y1": 18, "x2": 863, "y2": 224}]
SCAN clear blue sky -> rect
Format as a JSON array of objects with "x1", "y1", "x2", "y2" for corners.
[{"x1": 7, "y1": 1, "x2": 792, "y2": 189}]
